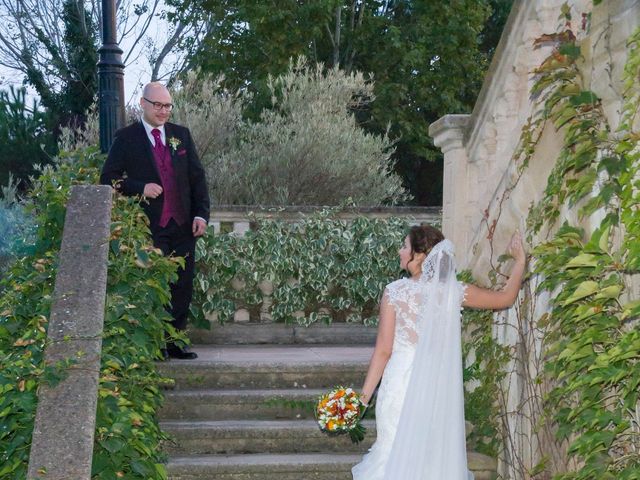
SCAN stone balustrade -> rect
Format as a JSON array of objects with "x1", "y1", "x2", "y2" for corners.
[
  {"x1": 197, "y1": 205, "x2": 442, "y2": 326},
  {"x1": 208, "y1": 205, "x2": 441, "y2": 236}
]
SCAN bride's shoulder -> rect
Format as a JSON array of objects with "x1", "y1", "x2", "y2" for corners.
[{"x1": 385, "y1": 278, "x2": 407, "y2": 293}]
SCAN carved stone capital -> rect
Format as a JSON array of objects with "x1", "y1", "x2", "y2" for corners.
[{"x1": 428, "y1": 114, "x2": 470, "y2": 153}]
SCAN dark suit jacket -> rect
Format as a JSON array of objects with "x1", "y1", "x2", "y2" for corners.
[{"x1": 100, "y1": 121, "x2": 210, "y2": 231}]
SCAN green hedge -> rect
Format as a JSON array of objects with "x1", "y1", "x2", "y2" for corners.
[
  {"x1": 0, "y1": 147, "x2": 180, "y2": 479},
  {"x1": 191, "y1": 210, "x2": 412, "y2": 327}
]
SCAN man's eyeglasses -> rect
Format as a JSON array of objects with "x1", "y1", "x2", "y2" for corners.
[{"x1": 143, "y1": 97, "x2": 173, "y2": 111}]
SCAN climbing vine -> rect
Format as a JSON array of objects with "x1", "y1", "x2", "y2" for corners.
[
  {"x1": 462, "y1": 2, "x2": 640, "y2": 478},
  {"x1": 527, "y1": 9, "x2": 640, "y2": 479},
  {"x1": 478, "y1": 2, "x2": 640, "y2": 478},
  {"x1": 460, "y1": 271, "x2": 511, "y2": 458}
]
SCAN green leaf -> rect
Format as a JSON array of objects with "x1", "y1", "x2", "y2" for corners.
[
  {"x1": 559, "y1": 42, "x2": 582, "y2": 60},
  {"x1": 565, "y1": 253, "x2": 599, "y2": 268},
  {"x1": 563, "y1": 280, "x2": 599, "y2": 305},
  {"x1": 101, "y1": 436, "x2": 126, "y2": 454},
  {"x1": 131, "y1": 459, "x2": 154, "y2": 476},
  {"x1": 593, "y1": 285, "x2": 622, "y2": 300},
  {"x1": 569, "y1": 91, "x2": 599, "y2": 106}
]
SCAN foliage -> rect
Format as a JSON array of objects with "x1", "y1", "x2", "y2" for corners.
[
  {"x1": 171, "y1": 62, "x2": 409, "y2": 205},
  {"x1": 0, "y1": 0, "x2": 206, "y2": 128},
  {"x1": 0, "y1": 87, "x2": 56, "y2": 192},
  {"x1": 459, "y1": 271, "x2": 511, "y2": 458},
  {"x1": 0, "y1": 147, "x2": 180, "y2": 479},
  {"x1": 59, "y1": 0, "x2": 98, "y2": 123},
  {"x1": 180, "y1": 0, "x2": 512, "y2": 205},
  {"x1": 0, "y1": 175, "x2": 34, "y2": 275},
  {"x1": 518, "y1": 10, "x2": 640, "y2": 479},
  {"x1": 480, "y1": 0, "x2": 515, "y2": 57},
  {"x1": 18, "y1": 0, "x2": 98, "y2": 129},
  {"x1": 57, "y1": 102, "x2": 100, "y2": 153},
  {"x1": 192, "y1": 208, "x2": 411, "y2": 327}
]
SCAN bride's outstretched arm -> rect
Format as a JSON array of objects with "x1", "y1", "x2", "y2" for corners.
[
  {"x1": 359, "y1": 291, "x2": 395, "y2": 406},
  {"x1": 463, "y1": 231, "x2": 526, "y2": 310}
]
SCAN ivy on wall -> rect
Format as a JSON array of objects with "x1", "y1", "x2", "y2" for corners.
[
  {"x1": 458, "y1": 2, "x2": 640, "y2": 476},
  {"x1": 460, "y1": 270, "x2": 511, "y2": 458},
  {"x1": 527, "y1": 12, "x2": 640, "y2": 480},
  {"x1": 474, "y1": 2, "x2": 640, "y2": 477}
]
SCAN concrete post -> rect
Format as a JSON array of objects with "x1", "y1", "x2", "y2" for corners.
[{"x1": 27, "y1": 185, "x2": 112, "y2": 479}]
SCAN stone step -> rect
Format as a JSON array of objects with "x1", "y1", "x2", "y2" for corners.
[
  {"x1": 188, "y1": 322, "x2": 377, "y2": 345},
  {"x1": 167, "y1": 453, "x2": 359, "y2": 480},
  {"x1": 160, "y1": 388, "x2": 325, "y2": 421},
  {"x1": 161, "y1": 419, "x2": 376, "y2": 455},
  {"x1": 158, "y1": 345, "x2": 371, "y2": 390},
  {"x1": 166, "y1": 452, "x2": 498, "y2": 480}
]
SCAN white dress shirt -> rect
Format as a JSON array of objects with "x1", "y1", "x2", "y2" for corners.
[{"x1": 141, "y1": 119, "x2": 166, "y2": 147}]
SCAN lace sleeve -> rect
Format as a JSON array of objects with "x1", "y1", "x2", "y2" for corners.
[{"x1": 383, "y1": 281, "x2": 401, "y2": 311}]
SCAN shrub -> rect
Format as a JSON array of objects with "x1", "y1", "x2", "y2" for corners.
[
  {"x1": 0, "y1": 147, "x2": 180, "y2": 479},
  {"x1": 0, "y1": 87, "x2": 56, "y2": 192},
  {"x1": 171, "y1": 59, "x2": 410, "y2": 206},
  {"x1": 0, "y1": 175, "x2": 34, "y2": 275},
  {"x1": 57, "y1": 102, "x2": 100, "y2": 152},
  {"x1": 191, "y1": 208, "x2": 412, "y2": 327}
]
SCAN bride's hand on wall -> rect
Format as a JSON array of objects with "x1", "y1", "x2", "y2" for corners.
[
  {"x1": 508, "y1": 230, "x2": 526, "y2": 264},
  {"x1": 462, "y1": 230, "x2": 527, "y2": 310}
]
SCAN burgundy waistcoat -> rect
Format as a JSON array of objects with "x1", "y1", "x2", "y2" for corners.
[{"x1": 152, "y1": 138, "x2": 187, "y2": 227}]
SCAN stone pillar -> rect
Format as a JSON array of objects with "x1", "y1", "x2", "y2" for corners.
[
  {"x1": 27, "y1": 185, "x2": 112, "y2": 479},
  {"x1": 429, "y1": 114, "x2": 470, "y2": 262}
]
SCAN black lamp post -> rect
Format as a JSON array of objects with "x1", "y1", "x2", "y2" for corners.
[{"x1": 98, "y1": 0, "x2": 125, "y2": 153}]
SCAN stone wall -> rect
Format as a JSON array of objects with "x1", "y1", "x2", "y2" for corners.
[{"x1": 430, "y1": 0, "x2": 640, "y2": 477}]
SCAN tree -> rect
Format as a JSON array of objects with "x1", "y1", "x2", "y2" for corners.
[
  {"x1": 183, "y1": 0, "x2": 514, "y2": 205},
  {"x1": 0, "y1": 0, "x2": 98, "y2": 129},
  {"x1": 170, "y1": 62, "x2": 409, "y2": 206},
  {"x1": 480, "y1": 0, "x2": 514, "y2": 57},
  {"x1": 0, "y1": 87, "x2": 56, "y2": 191},
  {"x1": 0, "y1": 0, "x2": 210, "y2": 127}
]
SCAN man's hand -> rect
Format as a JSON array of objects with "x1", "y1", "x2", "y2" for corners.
[
  {"x1": 192, "y1": 217, "x2": 207, "y2": 237},
  {"x1": 143, "y1": 183, "x2": 163, "y2": 199}
]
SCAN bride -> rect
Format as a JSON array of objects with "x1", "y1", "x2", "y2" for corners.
[{"x1": 352, "y1": 224, "x2": 525, "y2": 480}]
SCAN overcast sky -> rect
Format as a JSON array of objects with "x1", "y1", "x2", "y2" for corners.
[{"x1": 0, "y1": 5, "x2": 177, "y2": 107}]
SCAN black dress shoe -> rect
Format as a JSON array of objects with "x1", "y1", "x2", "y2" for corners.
[{"x1": 166, "y1": 344, "x2": 198, "y2": 360}]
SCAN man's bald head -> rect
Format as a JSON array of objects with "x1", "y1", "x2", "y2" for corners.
[
  {"x1": 140, "y1": 82, "x2": 172, "y2": 127},
  {"x1": 143, "y1": 82, "x2": 170, "y2": 98}
]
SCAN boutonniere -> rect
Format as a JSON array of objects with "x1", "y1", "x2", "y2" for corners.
[{"x1": 168, "y1": 137, "x2": 181, "y2": 152}]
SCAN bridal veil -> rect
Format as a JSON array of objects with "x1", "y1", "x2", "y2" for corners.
[{"x1": 382, "y1": 239, "x2": 473, "y2": 480}]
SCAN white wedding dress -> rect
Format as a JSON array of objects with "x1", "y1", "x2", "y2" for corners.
[{"x1": 352, "y1": 240, "x2": 473, "y2": 480}]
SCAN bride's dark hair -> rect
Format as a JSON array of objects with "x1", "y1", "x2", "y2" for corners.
[{"x1": 408, "y1": 224, "x2": 444, "y2": 263}]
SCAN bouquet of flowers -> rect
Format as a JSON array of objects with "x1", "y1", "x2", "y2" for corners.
[{"x1": 315, "y1": 386, "x2": 367, "y2": 444}]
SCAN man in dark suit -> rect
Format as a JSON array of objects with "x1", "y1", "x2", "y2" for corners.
[{"x1": 101, "y1": 82, "x2": 210, "y2": 360}]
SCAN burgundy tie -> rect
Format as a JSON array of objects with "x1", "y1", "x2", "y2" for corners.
[{"x1": 151, "y1": 128, "x2": 163, "y2": 154}]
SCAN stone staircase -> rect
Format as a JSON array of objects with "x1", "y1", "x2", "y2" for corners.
[{"x1": 158, "y1": 323, "x2": 497, "y2": 479}]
